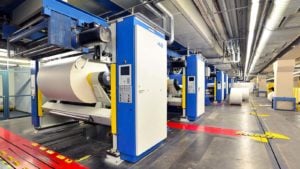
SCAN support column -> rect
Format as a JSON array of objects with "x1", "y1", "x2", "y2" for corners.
[
  {"x1": 273, "y1": 59, "x2": 295, "y2": 111},
  {"x1": 257, "y1": 75, "x2": 267, "y2": 97}
]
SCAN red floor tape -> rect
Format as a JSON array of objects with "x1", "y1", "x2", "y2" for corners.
[
  {"x1": 0, "y1": 127, "x2": 88, "y2": 169},
  {"x1": 167, "y1": 121, "x2": 240, "y2": 137}
]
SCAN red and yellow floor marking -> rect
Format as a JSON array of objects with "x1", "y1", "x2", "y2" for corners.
[
  {"x1": 0, "y1": 127, "x2": 88, "y2": 169},
  {"x1": 167, "y1": 121, "x2": 239, "y2": 137},
  {"x1": 167, "y1": 121, "x2": 290, "y2": 143}
]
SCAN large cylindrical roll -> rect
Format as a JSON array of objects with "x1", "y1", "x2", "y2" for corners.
[
  {"x1": 38, "y1": 58, "x2": 109, "y2": 103},
  {"x1": 229, "y1": 88, "x2": 243, "y2": 105},
  {"x1": 241, "y1": 88, "x2": 250, "y2": 101}
]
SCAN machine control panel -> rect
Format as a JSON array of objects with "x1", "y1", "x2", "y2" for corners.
[
  {"x1": 119, "y1": 64, "x2": 132, "y2": 103},
  {"x1": 217, "y1": 82, "x2": 221, "y2": 89},
  {"x1": 187, "y1": 76, "x2": 196, "y2": 94}
]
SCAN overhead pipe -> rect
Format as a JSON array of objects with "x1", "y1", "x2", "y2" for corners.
[
  {"x1": 154, "y1": 2, "x2": 174, "y2": 45},
  {"x1": 258, "y1": 36, "x2": 300, "y2": 73},
  {"x1": 193, "y1": 0, "x2": 228, "y2": 42},
  {"x1": 248, "y1": 0, "x2": 291, "y2": 74},
  {"x1": 244, "y1": 0, "x2": 260, "y2": 78},
  {"x1": 140, "y1": 0, "x2": 174, "y2": 45},
  {"x1": 171, "y1": 0, "x2": 223, "y2": 56},
  {"x1": 141, "y1": 0, "x2": 164, "y2": 19}
]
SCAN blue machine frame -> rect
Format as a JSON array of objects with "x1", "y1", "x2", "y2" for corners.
[
  {"x1": 116, "y1": 16, "x2": 165, "y2": 162},
  {"x1": 205, "y1": 65, "x2": 216, "y2": 106},
  {"x1": 4, "y1": 0, "x2": 109, "y2": 51},
  {"x1": 186, "y1": 55, "x2": 205, "y2": 121},
  {"x1": 31, "y1": 61, "x2": 41, "y2": 127},
  {"x1": 216, "y1": 70, "x2": 224, "y2": 103},
  {"x1": 224, "y1": 74, "x2": 227, "y2": 99}
]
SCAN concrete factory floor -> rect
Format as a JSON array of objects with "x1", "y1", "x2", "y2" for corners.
[{"x1": 0, "y1": 96, "x2": 299, "y2": 169}]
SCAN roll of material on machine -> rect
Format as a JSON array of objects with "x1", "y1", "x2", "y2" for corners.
[{"x1": 38, "y1": 58, "x2": 109, "y2": 104}]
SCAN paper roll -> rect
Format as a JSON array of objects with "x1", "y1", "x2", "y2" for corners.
[
  {"x1": 38, "y1": 58, "x2": 109, "y2": 103},
  {"x1": 241, "y1": 88, "x2": 250, "y2": 101},
  {"x1": 229, "y1": 88, "x2": 243, "y2": 105}
]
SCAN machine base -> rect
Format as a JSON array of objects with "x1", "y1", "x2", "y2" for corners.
[
  {"x1": 120, "y1": 140, "x2": 164, "y2": 163},
  {"x1": 105, "y1": 153, "x2": 123, "y2": 165},
  {"x1": 187, "y1": 116, "x2": 197, "y2": 121},
  {"x1": 180, "y1": 117, "x2": 189, "y2": 122},
  {"x1": 272, "y1": 97, "x2": 296, "y2": 111}
]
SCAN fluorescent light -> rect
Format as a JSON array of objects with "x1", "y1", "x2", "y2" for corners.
[
  {"x1": 0, "y1": 57, "x2": 30, "y2": 64},
  {"x1": 244, "y1": 0, "x2": 260, "y2": 77},
  {"x1": 0, "y1": 49, "x2": 15, "y2": 57},
  {"x1": 41, "y1": 51, "x2": 81, "y2": 61},
  {"x1": 0, "y1": 63, "x2": 17, "y2": 67},
  {"x1": 18, "y1": 64, "x2": 32, "y2": 68}
]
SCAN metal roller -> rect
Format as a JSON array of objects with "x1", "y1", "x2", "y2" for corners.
[{"x1": 78, "y1": 26, "x2": 111, "y2": 45}]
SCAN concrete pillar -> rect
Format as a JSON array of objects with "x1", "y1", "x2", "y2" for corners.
[
  {"x1": 294, "y1": 77, "x2": 300, "y2": 87},
  {"x1": 257, "y1": 75, "x2": 267, "y2": 97},
  {"x1": 273, "y1": 59, "x2": 295, "y2": 110}
]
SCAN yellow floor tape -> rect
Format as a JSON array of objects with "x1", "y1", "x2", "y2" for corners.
[
  {"x1": 236, "y1": 131, "x2": 290, "y2": 143},
  {"x1": 249, "y1": 112, "x2": 270, "y2": 117},
  {"x1": 75, "y1": 155, "x2": 91, "y2": 162}
]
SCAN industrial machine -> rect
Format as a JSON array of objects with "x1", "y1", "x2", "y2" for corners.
[
  {"x1": 224, "y1": 73, "x2": 229, "y2": 99},
  {"x1": 205, "y1": 66, "x2": 227, "y2": 104},
  {"x1": 205, "y1": 65, "x2": 216, "y2": 105},
  {"x1": 216, "y1": 70, "x2": 225, "y2": 103},
  {"x1": 4, "y1": 0, "x2": 167, "y2": 163},
  {"x1": 167, "y1": 53, "x2": 205, "y2": 121}
]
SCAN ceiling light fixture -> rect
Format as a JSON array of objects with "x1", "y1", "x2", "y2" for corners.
[{"x1": 244, "y1": 0, "x2": 260, "y2": 79}]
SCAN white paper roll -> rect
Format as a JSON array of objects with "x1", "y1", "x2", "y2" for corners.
[
  {"x1": 229, "y1": 88, "x2": 243, "y2": 105},
  {"x1": 241, "y1": 88, "x2": 250, "y2": 101},
  {"x1": 38, "y1": 58, "x2": 109, "y2": 103}
]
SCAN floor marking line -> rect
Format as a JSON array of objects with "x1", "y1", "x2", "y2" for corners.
[
  {"x1": 250, "y1": 112, "x2": 270, "y2": 117},
  {"x1": 168, "y1": 121, "x2": 290, "y2": 143},
  {"x1": 167, "y1": 121, "x2": 239, "y2": 137},
  {"x1": 250, "y1": 99, "x2": 286, "y2": 169},
  {"x1": 0, "y1": 127, "x2": 88, "y2": 169}
]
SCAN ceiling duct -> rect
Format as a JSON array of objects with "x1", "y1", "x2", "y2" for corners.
[
  {"x1": 140, "y1": 0, "x2": 174, "y2": 45},
  {"x1": 154, "y1": 1, "x2": 174, "y2": 45},
  {"x1": 170, "y1": 0, "x2": 223, "y2": 56},
  {"x1": 248, "y1": 0, "x2": 292, "y2": 74}
]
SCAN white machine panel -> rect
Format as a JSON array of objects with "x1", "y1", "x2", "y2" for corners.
[
  {"x1": 226, "y1": 75, "x2": 229, "y2": 95},
  {"x1": 135, "y1": 25, "x2": 167, "y2": 155},
  {"x1": 196, "y1": 58, "x2": 205, "y2": 117}
]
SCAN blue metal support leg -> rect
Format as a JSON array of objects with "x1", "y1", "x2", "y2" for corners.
[{"x1": 31, "y1": 61, "x2": 40, "y2": 128}]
